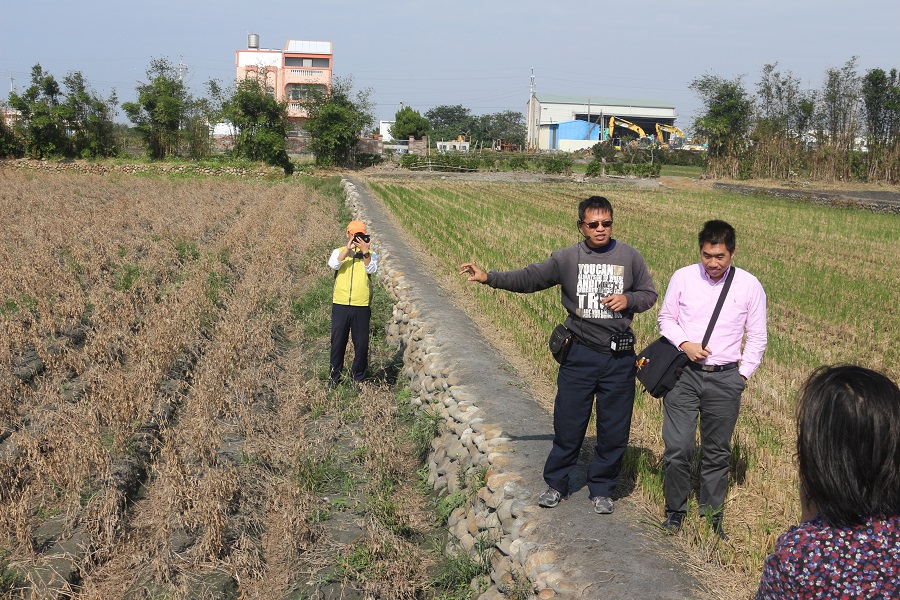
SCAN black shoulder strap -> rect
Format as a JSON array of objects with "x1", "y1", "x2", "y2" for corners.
[{"x1": 701, "y1": 266, "x2": 735, "y2": 348}]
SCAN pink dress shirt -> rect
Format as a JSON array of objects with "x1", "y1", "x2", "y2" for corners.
[{"x1": 658, "y1": 264, "x2": 767, "y2": 379}]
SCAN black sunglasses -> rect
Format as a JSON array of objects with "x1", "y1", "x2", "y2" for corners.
[{"x1": 579, "y1": 219, "x2": 613, "y2": 229}]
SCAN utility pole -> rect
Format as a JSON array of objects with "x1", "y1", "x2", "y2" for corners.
[
  {"x1": 587, "y1": 98, "x2": 592, "y2": 139},
  {"x1": 529, "y1": 68, "x2": 537, "y2": 151}
]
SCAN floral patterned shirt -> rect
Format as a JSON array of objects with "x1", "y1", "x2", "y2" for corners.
[{"x1": 756, "y1": 514, "x2": 900, "y2": 599}]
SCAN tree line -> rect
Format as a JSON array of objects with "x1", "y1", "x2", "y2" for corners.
[
  {"x1": 3, "y1": 55, "x2": 898, "y2": 182},
  {"x1": 0, "y1": 59, "x2": 378, "y2": 173},
  {"x1": 1, "y1": 59, "x2": 293, "y2": 167},
  {"x1": 390, "y1": 104, "x2": 526, "y2": 149},
  {"x1": 692, "y1": 58, "x2": 900, "y2": 182}
]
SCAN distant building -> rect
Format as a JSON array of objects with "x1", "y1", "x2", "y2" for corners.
[
  {"x1": 235, "y1": 34, "x2": 333, "y2": 127},
  {"x1": 436, "y1": 139, "x2": 470, "y2": 153},
  {"x1": 379, "y1": 121, "x2": 395, "y2": 142},
  {"x1": 526, "y1": 93, "x2": 676, "y2": 151},
  {"x1": 1, "y1": 105, "x2": 19, "y2": 127}
]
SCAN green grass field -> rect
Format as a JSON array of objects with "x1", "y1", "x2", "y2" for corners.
[
  {"x1": 367, "y1": 176, "x2": 899, "y2": 597},
  {"x1": 659, "y1": 164, "x2": 705, "y2": 177}
]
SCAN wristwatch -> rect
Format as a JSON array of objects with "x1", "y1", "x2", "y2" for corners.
[{"x1": 362, "y1": 252, "x2": 371, "y2": 258}]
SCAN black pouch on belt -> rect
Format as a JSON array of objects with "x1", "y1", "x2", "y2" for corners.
[{"x1": 548, "y1": 325, "x2": 575, "y2": 364}]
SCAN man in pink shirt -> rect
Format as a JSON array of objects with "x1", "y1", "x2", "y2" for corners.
[{"x1": 658, "y1": 220, "x2": 767, "y2": 539}]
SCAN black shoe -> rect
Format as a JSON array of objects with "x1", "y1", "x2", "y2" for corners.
[
  {"x1": 326, "y1": 379, "x2": 339, "y2": 390},
  {"x1": 707, "y1": 515, "x2": 729, "y2": 541},
  {"x1": 660, "y1": 511, "x2": 685, "y2": 534}
]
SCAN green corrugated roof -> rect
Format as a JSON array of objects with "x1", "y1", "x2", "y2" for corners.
[{"x1": 535, "y1": 93, "x2": 674, "y2": 110}]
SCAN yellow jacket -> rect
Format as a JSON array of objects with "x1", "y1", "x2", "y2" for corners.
[{"x1": 331, "y1": 250, "x2": 375, "y2": 306}]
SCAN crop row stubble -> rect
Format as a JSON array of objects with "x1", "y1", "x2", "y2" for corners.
[{"x1": 0, "y1": 169, "x2": 435, "y2": 598}]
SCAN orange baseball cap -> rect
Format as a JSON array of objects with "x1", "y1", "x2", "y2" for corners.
[{"x1": 346, "y1": 220, "x2": 367, "y2": 235}]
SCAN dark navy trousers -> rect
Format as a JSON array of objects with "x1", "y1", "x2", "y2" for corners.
[
  {"x1": 543, "y1": 340, "x2": 637, "y2": 499},
  {"x1": 330, "y1": 303, "x2": 371, "y2": 383}
]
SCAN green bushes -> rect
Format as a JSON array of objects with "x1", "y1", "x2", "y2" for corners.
[
  {"x1": 584, "y1": 158, "x2": 662, "y2": 178},
  {"x1": 479, "y1": 155, "x2": 497, "y2": 171},
  {"x1": 400, "y1": 154, "x2": 420, "y2": 169},
  {"x1": 507, "y1": 154, "x2": 531, "y2": 171},
  {"x1": 602, "y1": 161, "x2": 661, "y2": 178},
  {"x1": 354, "y1": 152, "x2": 383, "y2": 168},
  {"x1": 585, "y1": 161, "x2": 604, "y2": 177},
  {"x1": 591, "y1": 141, "x2": 618, "y2": 162},
  {"x1": 399, "y1": 153, "x2": 482, "y2": 171},
  {"x1": 666, "y1": 150, "x2": 709, "y2": 167},
  {"x1": 538, "y1": 155, "x2": 573, "y2": 175},
  {"x1": 0, "y1": 117, "x2": 21, "y2": 158}
]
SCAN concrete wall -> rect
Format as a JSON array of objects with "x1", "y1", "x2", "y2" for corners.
[
  {"x1": 408, "y1": 136, "x2": 429, "y2": 157},
  {"x1": 356, "y1": 136, "x2": 383, "y2": 155},
  {"x1": 558, "y1": 139, "x2": 598, "y2": 153}
]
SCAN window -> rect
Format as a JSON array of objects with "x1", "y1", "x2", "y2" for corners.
[
  {"x1": 285, "y1": 57, "x2": 330, "y2": 68},
  {"x1": 286, "y1": 83, "x2": 327, "y2": 102}
]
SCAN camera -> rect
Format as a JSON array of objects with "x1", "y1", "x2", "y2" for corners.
[{"x1": 353, "y1": 233, "x2": 370, "y2": 243}]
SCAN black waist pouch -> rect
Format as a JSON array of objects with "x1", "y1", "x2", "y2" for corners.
[{"x1": 548, "y1": 325, "x2": 575, "y2": 364}]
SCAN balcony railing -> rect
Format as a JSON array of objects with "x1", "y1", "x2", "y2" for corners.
[{"x1": 289, "y1": 69, "x2": 324, "y2": 77}]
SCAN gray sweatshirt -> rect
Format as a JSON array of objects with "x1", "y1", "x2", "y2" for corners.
[{"x1": 486, "y1": 239, "x2": 657, "y2": 350}]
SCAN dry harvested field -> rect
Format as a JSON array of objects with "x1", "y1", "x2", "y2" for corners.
[
  {"x1": 0, "y1": 169, "x2": 446, "y2": 598},
  {"x1": 364, "y1": 172, "x2": 900, "y2": 598}
]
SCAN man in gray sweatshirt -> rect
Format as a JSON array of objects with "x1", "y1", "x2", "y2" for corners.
[{"x1": 460, "y1": 196, "x2": 657, "y2": 514}]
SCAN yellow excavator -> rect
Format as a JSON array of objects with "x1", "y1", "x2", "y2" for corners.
[
  {"x1": 655, "y1": 123, "x2": 685, "y2": 150},
  {"x1": 608, "y1": 116, "x2": 654, "y2": 149}
]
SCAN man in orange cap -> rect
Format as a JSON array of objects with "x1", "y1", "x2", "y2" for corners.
[{"x1": 327, "y1": 219, "x2": 378, "y2": 388}]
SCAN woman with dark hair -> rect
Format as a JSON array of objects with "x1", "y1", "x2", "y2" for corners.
[{"x1": 756, "y1": 365, "x2": 900, "y2": 598}]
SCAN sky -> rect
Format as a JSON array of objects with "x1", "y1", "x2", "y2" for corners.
[{"x1": 2, "y1": 0, "x2": 898, "y2": 132}]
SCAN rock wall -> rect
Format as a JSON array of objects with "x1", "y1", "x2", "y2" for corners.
[{"x1": 342, "y1": 178, "x2": 575, "y2": 600}]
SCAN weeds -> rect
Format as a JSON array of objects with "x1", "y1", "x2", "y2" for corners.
[
  {"x1": 294, "y1": 452, "x2": 355, "y2": 496},
  {"x1": 428, "y1": 534, "x2": 493, "y2": 599},
  {"x1": 501, "y1": 569, "x2": 533, "y2": 600},
  {"x1": 435, "y1": 489, "x2": 467, "y2": 527},
  {"x1": 174, "y1": 239, "x2": 200, "y2": 262},
  {"x1": 290, "y1": 275, "x2": 333, "y2": 338},
  {"x1": 369, "y1": 476, "x2": 414, "y2": 537},
  {"x1": 399, "y1": 401, "x2": 443, "y2": 463},
  {"x1": 435, "y1": 468, "x2": 487, "y2": 526},
  {"x1": 205, "y1": 270, "x2": 232, "y2": 307},
  {"x1": 337, "y1": 543, "x2": 382, "y2": 580},
  {"x1": 0, "y1": 549, "x2": 21, "y2": 594}
]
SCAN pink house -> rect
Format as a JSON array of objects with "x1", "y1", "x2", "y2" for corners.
[{"x1": 235, "y1": 34, "x2": 333, "y2": 126}]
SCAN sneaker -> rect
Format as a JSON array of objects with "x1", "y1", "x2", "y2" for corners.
[
  {"x1": 591, "y1": 496, "x2": 614, "y2": 514},
  {"x1": 660, "y1": 511, "x2": 685, "y2": 534},
  {"x1": 538, "y1": 487, "x2": 562, "y2": 508}
]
